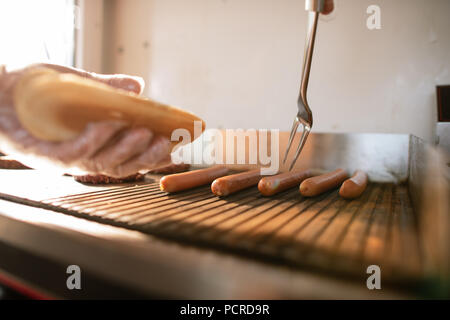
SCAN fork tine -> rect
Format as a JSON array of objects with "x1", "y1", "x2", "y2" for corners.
[
  {"x1": 288, "y1": 124, "x2": 311, "y2": 171},
  {"x1": 283, "y1": 117, "x2": 300, "y2": 164},
  {"x1": 284, "y1": 6, "x2": 320, "y2": 170}
]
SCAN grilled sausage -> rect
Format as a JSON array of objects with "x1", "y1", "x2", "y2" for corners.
[
  {"x1": 160, "y1": 165, "x2": 229, "y2": 193},
  {"x1": 74, "y1": 173, "x2": 144, "y2": 184},
  {"x1": 299, "y1": 168, "x2": 348, "y2": 197},
  {"x1": 211, "y1": 169, "x2": 262, "y2": 196},
  {"x1": 0, "y1": 156, "x2": 31, "y2": 169},
  {"x1": 149, "y1": 163, "x2": 191, "y2": 174},
  {"x1": 258, "y1": 169, "x2": 314, "y2": 196},
  {"x1": 339, "y1": 170, "x2": 368, "y2": 199}
]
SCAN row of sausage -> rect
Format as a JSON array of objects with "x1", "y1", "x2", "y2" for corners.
[{"x1": 159, "y1": 166, "x2": 368, "y2": 199}]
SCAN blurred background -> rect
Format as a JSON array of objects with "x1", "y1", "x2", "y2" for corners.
[{"x1": 0, "y1": 0, "x2": 75, "y2": 68}]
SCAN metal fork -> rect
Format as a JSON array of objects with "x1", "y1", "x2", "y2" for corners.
[{"x1": 283, "y1": 0, "x2": 325, "y2": 171}]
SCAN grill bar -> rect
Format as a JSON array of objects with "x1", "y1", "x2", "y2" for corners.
[
  {"x1": 5, "y1": 181, "x2": 422, "y2": 285},
  {"x1": 43, "y1": 183, "x2": 157, "y2": 203}
]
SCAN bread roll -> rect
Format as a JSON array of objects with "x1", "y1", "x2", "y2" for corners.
[{"x1": 13, "y1": 68, "x2": 205, "y2": 142}]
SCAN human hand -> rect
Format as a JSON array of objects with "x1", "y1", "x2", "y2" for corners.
[{"x1": 0, "y1": 63, "x2": 171, "y2": 177}]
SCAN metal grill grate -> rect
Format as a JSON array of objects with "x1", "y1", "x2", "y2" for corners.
[{"x1": 8, "y1": 181, "x2": 423, "y2": 284}]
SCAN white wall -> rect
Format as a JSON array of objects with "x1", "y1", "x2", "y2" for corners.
[
  {"x1": 103, "y1": 0, "x2": 450, "y2": 142},
  {"x1": 76, "y1": 0, "x2": 104, "y2": 72}
]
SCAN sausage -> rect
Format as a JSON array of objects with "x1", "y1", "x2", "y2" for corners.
[
  {"x1": 299, "y1": 168, "x2": 348, "y2": 197},
  {"x1": 0, "y1": 156, "x2": 31, "y2": 169},
  {"x1": 211, "y1": 169, "x2": 262, "y2": 196},
  {"x1": 339, "y1": 170, "x2": 368, "y2": 199},
  {"x1": 258, "y1": 169, "x2": 314, "y2": 196},
  {"x1": 74, "y1": 173, "x2": 144, "y2": 184},
  {"x1": 160, "y1": 165, "x2": 229, "y2": 193},
  {"x1": 149, "y1": 163, "x2": 191, "y2": 174}
]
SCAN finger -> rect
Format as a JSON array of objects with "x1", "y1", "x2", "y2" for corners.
[
  {"x1": 0, "y1": 68, "x2": 23, "y2": 100},
  {"x1": 38, "y1": 121, "x2": 127, "y2": 164},
  {"x1": 104, "y1": 135, "x2": 171, "y2": 178},
  {"x1": 97, "y1": 74, "x2": 145, "y2": 95},
  {"x1": 322, "y1": 0, "x2": 334, "y2": 15},
  {"x1": 30, "y1": 63, "x2": 145, "y2": 94},
  {"x1": 89, "y1": 127, "x2": 153, "y2": 173}
]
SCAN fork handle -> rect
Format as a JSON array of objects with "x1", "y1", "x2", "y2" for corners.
[{"x1": 305, "y1": 0, "x2": 325, "y2": 12}]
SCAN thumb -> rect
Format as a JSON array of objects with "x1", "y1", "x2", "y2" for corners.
[
  {"x1": 95, "y1": 74, "x2": 145, "y2": 95},
  {"x1": 31, "y1": 63, "x2": 145, "y2": 94}
]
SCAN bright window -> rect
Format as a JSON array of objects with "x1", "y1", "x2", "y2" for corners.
[{"x1": 0, "y1": 0, "x2": 76, "y2": 69}]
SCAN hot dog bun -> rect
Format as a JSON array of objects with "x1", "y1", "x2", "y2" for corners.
[{"x1": 13, "y1": 68, "x2": 205, "y2": 142}]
